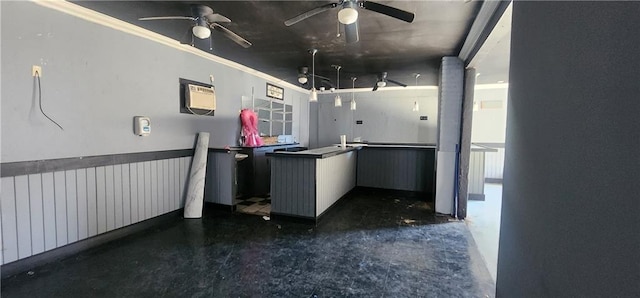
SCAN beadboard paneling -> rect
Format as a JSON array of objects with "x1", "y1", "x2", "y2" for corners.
[
  {"x1": 204, "y1": 152, "x2": 235, "y2": 206},
  {"x1": 484, "y1": 148, "x2": 505, "y2": 180},
  {"x1": 468, "y1": 152, "x2": 485, "y2": 194},
  {"x1": 0, "y1": 156, "x2": 190, "y2": 265},
  {"x1": 357, "y1": 148, "x2": 435, "y2": 193},
  {"x1": 270, "y1": 157, "x2": 316, "y2": 218},
  {"x1": 316, "y1": 152, "x2": 357, "y2": 216}
]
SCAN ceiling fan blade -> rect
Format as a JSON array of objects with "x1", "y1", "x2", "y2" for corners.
[
  {"x1": 192, "y1": 4, "x2": 214, "y2": 17},
  {"x1": 138, "y1": 16, "x2": 196, "y2": 21},
  {"x1": 179, "y1": 26, "x2": 194, "y2": 45},
  {"x1": 284, "y1": 3, "x2": 337, "y2": 26},
  {"x1": 372, "y1": 82, "x2": 379, "y2": 91},
  {"x1": 205, "y1": 13, "x2": 231, "y2": 23},
  {"x1": 345, "y1": 20, "x2": 359, "y2": 43},
  {"x1": 318, "y1": 79, "x2": 335, "y2": 90},
  {"x1": 362, "y1": 1, "x2": 415, "y2": 23},
  {"x1": 387, "y1": 79, "x2": 408, "y2": 87},
  {"x1": 211, "y1": 23, "x2": 252, "y2": 48},
  {"x1": 312, "y1": 74, "x2": 332, "y2": 81}
]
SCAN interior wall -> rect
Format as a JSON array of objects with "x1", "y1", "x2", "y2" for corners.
[
  {"x1": 497, "y1": 1, "x2": 639, "y2": 296},
  {"x1": 0, "y1": 1, "x2": 309, "y2": 163},
  {"x1": 314, "y1": 89, "x2": 438, "y2": 147},
  {"x1": 471, "y1": 87, "x2": 508, "y2": 143}
]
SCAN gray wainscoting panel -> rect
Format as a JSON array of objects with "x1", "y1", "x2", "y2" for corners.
[
  {"x1": 42, "y1": 173, "x2": 57, "y2": 251},
  {"x1": 484, "y1": 148, "x2": 505, "y2": 180},
  {"x1": 0, "y1": 157, "x2": 189, "y2": 265},
  {"x1": 2, "y1": 177, "x2": 18, "y2": 263},
  {"x1": 357, "y1": 148, "x2": 435, "y2": 193},
  {"x1": 77, "y1": 169, "x2": 89, "y2": 241},
  {"x1": 121, "y1": 165, "x2": 131, "y2": 227},
  {"x1": 86, "y1": 168, "x2": 98, "y2": 238},
  {"x1": 468, "y1": 152, "x2": 485, "y2": 195},
  {"x1": 316, "y1": 152, "x2": 357, "y2": 216},
  {"x1": 28, "y1": 174, "x2": 45, "y2": 255},
  {"x1": 270, "y1": 157, "x2": 316, "y2": 218},
  {"x1": 204, "y1": 152, "x2": 235, "y2": 206},
  {"x1": 106, "y1": 165, "x2": 116, "y2": 232}
]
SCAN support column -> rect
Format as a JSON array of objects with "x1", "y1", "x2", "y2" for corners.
[
  {"x1": 435, "y1": 57, "x2": 464, "y2": 215},
  {"x1": 457, "y1": 68, "x2": 476, "y2": 219}
]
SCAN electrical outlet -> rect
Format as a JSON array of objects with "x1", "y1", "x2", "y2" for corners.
[{"x1": 32, "y1": 65, "x2": 42, "y2": 77}]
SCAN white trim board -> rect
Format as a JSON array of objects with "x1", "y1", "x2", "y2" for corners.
[{"x1": 33, "y1": 0, "x2": 309, "y2": 94}]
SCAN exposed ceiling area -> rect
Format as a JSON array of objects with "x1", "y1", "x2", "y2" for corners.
[
  {"x1": 469, "y1": 2, "x2": 511, "y2": 85},
  {"x1": 73, "y1": 1, "x2": 484, "y2": 89}
]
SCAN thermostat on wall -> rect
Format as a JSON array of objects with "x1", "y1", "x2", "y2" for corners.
[{"x1": 134, "y1": 116, "x2": 151, "y2": 136}]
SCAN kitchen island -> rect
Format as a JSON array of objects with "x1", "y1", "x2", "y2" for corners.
[
  {"x1": 267, "y1": 145, "x2": 361, "y2": 222},
  {"x1": 267, "y1": 143, "x2": 436, "y2": 222}
]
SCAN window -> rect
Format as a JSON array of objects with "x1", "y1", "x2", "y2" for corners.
[{"x1": 244, "y1": 97, "x2": 293, "y2": 137}]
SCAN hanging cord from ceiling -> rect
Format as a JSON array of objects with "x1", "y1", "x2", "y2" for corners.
[
  {"x1": 34, "y1": 71, "x2": 64, "y2": 131},
  {"x1": 413, "y1": 73, "x2": 420, "y2": 111},
  {"x1": 332, "y1": 65, "x2": 342, "y2": 107}
]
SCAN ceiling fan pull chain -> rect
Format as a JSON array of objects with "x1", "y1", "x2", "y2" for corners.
[
  {"x1": 336, "y1": 21, "x2": 341, "y2": 37},
  {"x1": 209, "y1": 34, "x2": 213, "y2": 50}
]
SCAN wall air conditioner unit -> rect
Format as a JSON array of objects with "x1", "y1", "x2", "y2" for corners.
[{"x1": 186, "y1": 84, "x2": 216, "y2": 110}]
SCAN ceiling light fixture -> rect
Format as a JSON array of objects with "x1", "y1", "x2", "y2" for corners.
[
  {"x1": 412, "y1": 73, "x2": 420, "y2": 112},
  {"x1": 192, "y1": 24, "x2": 211, "y2": 39},
  {"x1": 338, "y1": 2, "x2": 358, "y2": 25},
  {"x1": 376, "y1": 81, "x2": 387, "y2": 88},
  {"x1": 192, "y1": 25, "x2": 211, "y2": 39},
  {"x1": 309, "y1": 49, "x2": 318, "y2": 102},
  {"x1": 298, "y1": 76, "x2": 308, "y2": 84},
  {"x1": 333, "y1": 65, "x2": 342, "y2": 107},
  {"x1": 350, "y1": 77, "x2": 357, "y2": 110}
]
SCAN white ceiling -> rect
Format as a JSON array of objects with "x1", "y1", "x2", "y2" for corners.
[{"x1": 469, "y1": 3, "x2": 512, "y2": 85}]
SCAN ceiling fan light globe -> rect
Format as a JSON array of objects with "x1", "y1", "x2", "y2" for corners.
[
  {"x1": 338, "y1": 8, "x2": 358, "y2": 25},
  {"x1": 298, "y1": 76, "x2": 308, "y2": 84},
  {"x1": 192, "y1": 25, "x2": 211, "y2": 39},
  {"x1": 377, "y1": 81, "x2": 387, "y2": 87}
]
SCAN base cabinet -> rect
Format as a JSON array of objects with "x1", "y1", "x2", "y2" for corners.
[{"x1": 240, "y1": 144, "x2": 300, "y2": 198}]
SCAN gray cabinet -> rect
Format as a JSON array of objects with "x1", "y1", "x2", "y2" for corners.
[{"x1": 239, "y1": 144, "x2": 300, "y2": 198}]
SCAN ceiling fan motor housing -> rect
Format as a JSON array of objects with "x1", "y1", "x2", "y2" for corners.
[{"x1": 338, "y1": 1, "x2": 359, "y2": 25}]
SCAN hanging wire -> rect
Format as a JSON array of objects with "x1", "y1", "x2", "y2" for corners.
[{"x1": 35, "y1": 71, "x2": 64, "y2": 131}]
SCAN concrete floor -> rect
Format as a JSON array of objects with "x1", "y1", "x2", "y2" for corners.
[
  {"x1": 466, "y1": 183, "x2": 503, "y2": 282},
  {"x1": 1, "y1": 189, "x2": 495, "y2": 297}
]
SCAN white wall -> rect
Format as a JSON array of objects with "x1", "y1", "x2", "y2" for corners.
[
  {"x1": 471, "y1": 87, "x2": 508, "y2": 143},
  {"x1": 315, "y1": 88, "x2": 438, "y2": 147}
]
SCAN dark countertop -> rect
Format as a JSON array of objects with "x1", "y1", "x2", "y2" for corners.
[
  {"x1": 267, "y1": 145, "x2": 361, "y2": 159},
  {"x1": 239, "y1": 143, "x2": 299, "y2": 148},
  {"x1": 342, "y1": 143, "x2": 436, "y2": 150},
  {"x1": 471, "y1": 144, "x2": 499, "y2": 152},
  {"x1": 208, "y1": 147, "x2": 242, "y2": 153},
  {"x1": 209, "y1": 143, "x2": 300, "y2": 153}
]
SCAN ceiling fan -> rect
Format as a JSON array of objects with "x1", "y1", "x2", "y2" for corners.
[
  {"x1": 284, "y1": 0, "x2": 415, "y2": 43},
  {"x1": 138, "y1": 4, "x2": 252, "y2": 49},
  {"x1": 297, "y1": 66, "x2": 333, "y2": 88},
  {"x1": 373, "y1": 72, "x2": 407, "y2": 91}
]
